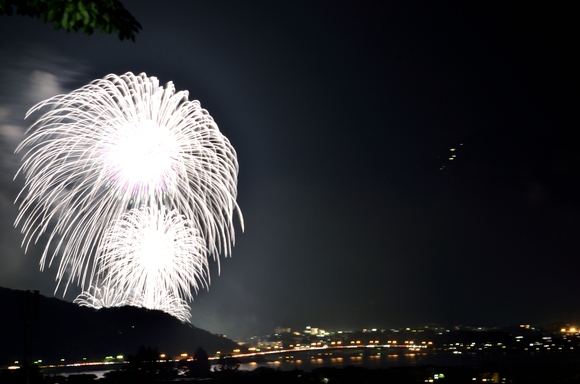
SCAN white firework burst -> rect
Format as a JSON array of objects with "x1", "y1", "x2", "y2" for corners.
[
  {"x1": 95, "y1": 205, "x2": 209, "y2": 307},
  {"x1": 15, "y1": 72, "x2": 243, "y2": 293}
]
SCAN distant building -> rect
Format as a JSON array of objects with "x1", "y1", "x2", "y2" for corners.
[{"x1": 274, "y1": 326, "x2": 291, "y2": 334}]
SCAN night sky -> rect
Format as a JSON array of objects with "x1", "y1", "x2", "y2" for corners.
[{"x1": 0, "y1": 1, "x2": 577, "y2": 338}]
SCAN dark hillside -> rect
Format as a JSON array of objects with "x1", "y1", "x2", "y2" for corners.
[{"x1": 0, "y1": 287, "x2": 243, "y2": 365}]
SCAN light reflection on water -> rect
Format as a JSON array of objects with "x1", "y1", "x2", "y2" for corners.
[
  {"x1": 238, "y1": 350, "x2": 580, "y2": 372},
  {"x1": 238, "y1": 350, "x2": 423, "y2": 371},
  {"x1": 43, "y1": 370, "x2": 109, "y2": 379}
]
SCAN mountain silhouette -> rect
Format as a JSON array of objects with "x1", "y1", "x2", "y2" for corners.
[{"x1": 0, "y1": 287, "x2": 243, "y2": 365}]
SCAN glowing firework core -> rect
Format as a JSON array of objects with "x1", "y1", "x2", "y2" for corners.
[
  {"x1": 140, "y1": 231, "x2": 173, "y2": 271},
  {"x1": 102, "y1": 119, "x2": 180, "y2": 200}
]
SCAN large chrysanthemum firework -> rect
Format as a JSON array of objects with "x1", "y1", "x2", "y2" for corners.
[
  {"x1": 15, "y1": 72, "x2": 243, "y2": 297},
  {"x1": 95, "y1": 205, "x2": 209, "y2": 306}
]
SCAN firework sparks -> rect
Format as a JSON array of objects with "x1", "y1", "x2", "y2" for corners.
[
  {"x1": 73, "y1": 283, "x2": 131, "y2": 310},
  {"x1": 74, "y1": 284, "x2": 193, "y2": 323}
]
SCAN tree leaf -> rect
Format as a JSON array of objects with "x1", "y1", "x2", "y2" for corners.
[
  {"x1": 3, "y1": 0, "x2": 142, "y2": 41},
  {"x1": 61, "y1": 10, "x2": 69, "y2": 29}
]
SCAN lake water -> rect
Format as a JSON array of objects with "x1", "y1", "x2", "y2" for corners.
[
  {"x1": 40, "y1": 349, "x2": 580, "y2": 378},
  {"x1": 237, "y1": 349, "x2": 580, "y2": 372}
]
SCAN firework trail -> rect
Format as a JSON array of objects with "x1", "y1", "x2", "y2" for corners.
[{"x1": 15, "y1": 72, "x2": 242, "y2": 320}]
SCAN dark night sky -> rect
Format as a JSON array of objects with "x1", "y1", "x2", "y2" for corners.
[{"x1": 0, "y1": 1, "x2": 578, "y2": 337}]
